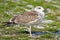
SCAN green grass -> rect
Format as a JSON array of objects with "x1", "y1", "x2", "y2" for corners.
[{"x1": 0, "y1": 0, "x2": 60, "y2": 40}]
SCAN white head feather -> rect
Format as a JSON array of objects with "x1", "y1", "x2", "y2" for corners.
[{"x1": 34, "y1": 6, "x2": 44, "y2": 13}]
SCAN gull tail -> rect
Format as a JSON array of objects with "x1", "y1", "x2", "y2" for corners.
[{"x1": 0, "y1": 21, "x2": 16, "y2": 27}]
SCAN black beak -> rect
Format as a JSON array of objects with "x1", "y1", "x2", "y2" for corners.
[{"x1": 43, "y1": 9, "x2": 47, "y2": 12}]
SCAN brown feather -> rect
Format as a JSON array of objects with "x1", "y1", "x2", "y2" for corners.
[{"x1": 11, "y1": 11, "x2": 39, "y2": 25}]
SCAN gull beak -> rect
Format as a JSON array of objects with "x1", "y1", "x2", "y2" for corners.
[{"x1": 43, "y1": 9, "x2": 47, "y2": 12}]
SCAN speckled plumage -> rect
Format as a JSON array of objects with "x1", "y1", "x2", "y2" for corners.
[{"x1": 10, "y1": 11, "x2": 42, "y2": 25}]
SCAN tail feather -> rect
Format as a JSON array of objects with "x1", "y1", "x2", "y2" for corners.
[
  {"x1": 0, "y1": 21, "x2": 16, "y2": 27},
  {"x1": 4, "y1": 22, "x2": 13, "y2": 27}
]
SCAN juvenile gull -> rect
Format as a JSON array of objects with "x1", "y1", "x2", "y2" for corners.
[{"x1": 9, "y1": 6, "x2": 45, "y2": 37}]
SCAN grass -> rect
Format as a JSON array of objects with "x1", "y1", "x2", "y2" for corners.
[{"x1": 0, "y1": 0, "x2": 60, "y2": 40}]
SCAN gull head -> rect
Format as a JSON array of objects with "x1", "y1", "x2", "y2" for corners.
[{"x1": 33, "y1": 6, "x2": 44, "y2": 13}]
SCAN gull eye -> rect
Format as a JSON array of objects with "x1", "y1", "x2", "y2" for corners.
[{"x1": 38, "y1": 7, "x2": 41, "y2": 9}]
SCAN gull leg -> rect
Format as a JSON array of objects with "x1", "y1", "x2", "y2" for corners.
[
  {"x1": 29, "y1": 25, "x2": 32, "y2": 37},
  {"x1": 26, "y1": 26, "x2": 32, "y2": 37}
]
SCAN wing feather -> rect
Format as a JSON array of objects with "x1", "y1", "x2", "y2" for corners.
[{"x1": 11, "y1": 11, "x2": 40, "y2": 25}]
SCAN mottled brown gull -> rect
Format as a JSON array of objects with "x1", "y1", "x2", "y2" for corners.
[{"x1": 9, "y1": 6, "x2": 45, "y2": 37}]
